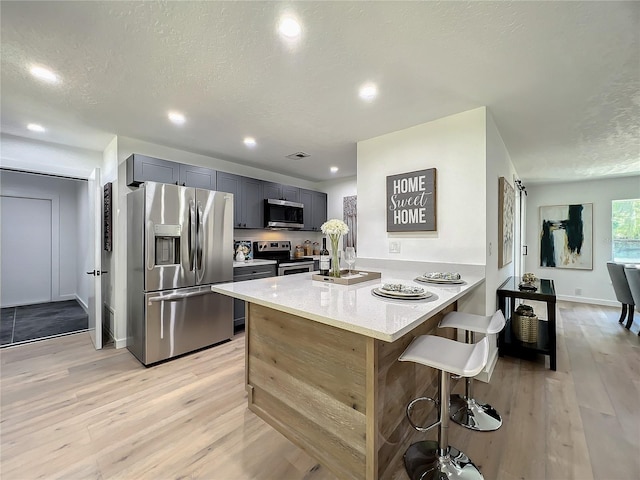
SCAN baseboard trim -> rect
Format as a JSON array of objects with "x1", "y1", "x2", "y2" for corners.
[
  {"x1": 114, "y1": 337, "x2": 127, "y2": 349},
  {"x1": 557, "y1": 295, "x2": 618, "y2": 307},
  {"x1": 75, "y1": 295, "x2": 88, "y2": 313},
  {"x1": 476, "y1": 348, "x2": 498, "y2": 384}
]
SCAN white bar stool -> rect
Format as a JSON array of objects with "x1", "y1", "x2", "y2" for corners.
[
  {"x1": 438, "y1": 310, "x2": 506, "y2": 432},
  {"x1": 399, "y1": 334, "x2": 489, "y2": 480}
]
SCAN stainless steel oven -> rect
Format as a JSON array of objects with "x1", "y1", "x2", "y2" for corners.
[
  {"x1": 278, "y1": 261, "x2": 314, "y2": 276},
  {"x1": 254, "y1": 240, "x2": 315, "y2": 276}
]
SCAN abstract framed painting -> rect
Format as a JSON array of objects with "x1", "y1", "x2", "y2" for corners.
[
  {"x1": 498, "y1": 177, "x2": 515, "y2": 268},
  {"x1": 539, "y1": 203, "x2": 593, "y2": 270}
]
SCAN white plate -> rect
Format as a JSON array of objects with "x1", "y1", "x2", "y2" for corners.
[
  {"x1": 372, "y1": 287, "x2": 433, "y2": 300},
  {"x1": 379, "y1": 283, "x2": 426, "y2": 297},
  {"x1": 415, "y1": 276, "x2": 466, "y2": 285}
]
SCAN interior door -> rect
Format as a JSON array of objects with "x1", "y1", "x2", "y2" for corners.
[
  {"x1": 87, "y1": 168, "x2": 103, "y2": 349},
  {"x1": 0, "y1": 196, "x2": 52, "y2": 306}
]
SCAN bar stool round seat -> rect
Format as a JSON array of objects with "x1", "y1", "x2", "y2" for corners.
[
  {"x1": 438, "y1": 310, "x2": 506, "y2": 432},
  {"x1": 399, "y1": 335, "x2": 489, "y2": 480}
]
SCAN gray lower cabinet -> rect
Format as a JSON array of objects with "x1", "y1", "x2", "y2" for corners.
[
  {"x1": 126, "y1": 154, "x2": 180, "y2": 186},
  {"x1": 233, "y1": 263, "x2": 277, "y2": 328},
  {"x1": 217, "y1": 172, "x2": 264, "y2": 228},
  {"x1": 300, "y1": 189, "x2": 328, "y2": 231}
]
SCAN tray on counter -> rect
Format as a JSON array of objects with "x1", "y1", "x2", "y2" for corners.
[{"x1": 312, "y1": 269, "x2": 382, "y2": 285}]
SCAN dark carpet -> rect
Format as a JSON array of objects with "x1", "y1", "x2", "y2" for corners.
[{"x1": 0, "y1": 300, "x2": 88, "y2": 347}]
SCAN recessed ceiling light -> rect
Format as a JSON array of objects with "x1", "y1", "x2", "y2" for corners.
[
  {"x1": 29, "y1": 65, "x2": 60, "y2": 84},
  {"x1": 27, "y1": 123, "x2": 46, "y2": 132},
  {"x1": 244, "y1": 137, "x2": 257, "y2": 147},
  {"x1": 330, "y1": 166, "x2": 339, "y2": 173},
  {"x1": 278, "y1": 16, "x2": 301, "y2": 38},
  {"x1": 359, "y1": 83, "x2": 378, "y2": 101},
  {"x1": 168, "y1": 111, "x2": 186, "y2": 125}
]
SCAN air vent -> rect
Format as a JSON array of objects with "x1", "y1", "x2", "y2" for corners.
[{"x1": 285, "y1": 151, "x2": 310, "y2": 160}]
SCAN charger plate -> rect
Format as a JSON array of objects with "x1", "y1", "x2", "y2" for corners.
[{"x1": 372, "y1": 287, "x2": 433, "y2": 301}]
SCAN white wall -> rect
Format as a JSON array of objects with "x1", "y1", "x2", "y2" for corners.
[
  {"x1": 0, "y1": 170, "x2": 85, "y2": 306},
  {"x1": 0, "y1": 133, "x2": 102, "y2": 178},
  {"x1": 316, "y1": 176, "x2": 357, "y2": 222},
  {"x1": 486, "y1": 111, "x2": 519, "y2": 311},
  {"x1": 75, "y1": 181, "x2": 89, "y2": 310},
  {"x1": 102, "y1": 137, "x2": 118, "y2": 341},
  {"x1": 357, "y1": 108, "x2": 487, "y2": 265},
  {"x1": 525, "y1": 175, "x2": 640, "y2": 305}
]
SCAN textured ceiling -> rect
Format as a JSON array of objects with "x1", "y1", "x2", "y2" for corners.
[{"x1": 1, "y1": 1, "x2": 638, "y2": 183}]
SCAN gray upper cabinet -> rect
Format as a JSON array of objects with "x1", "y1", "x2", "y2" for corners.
[
  {"x1": 300, "y1": 189, "x2": 327, "y2": 231},
  {"x1": 262, "y1": 182, "x2": 282, "y2": 201},
  {"x1": 263, "y1": 182, "x2": 300, "y2": 203},
  {"x1": 216, "y1": 172, "x2": 243, "y2": 227},
  {"x1": 126, "y1": 154, "x2": 322, "y2": 231},
  {"x1": 126, "y1": 154, "x2": 180, "y2": 186},
  {"x1": 242, "y1": 177, "x2": 264, "y2": 229},
  {"x1": 179, "y1": 164, "x2": 216, "y2": 189},
  {"x1": 282, "y1": 185, "x2": 300, "y2": 203},
  {"x1": 217, "y1": 172, "x2": 263, "y2": 229}
]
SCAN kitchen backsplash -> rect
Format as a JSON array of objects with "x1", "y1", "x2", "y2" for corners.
[{"x1": 233, "y1": 229, "x2": 324, "y2": 258}]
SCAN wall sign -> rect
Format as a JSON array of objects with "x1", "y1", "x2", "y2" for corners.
[
  {"x1": 103, "y1": 182, "x2": 112, "y2": 252},
  {"x1": 386, "y1": 168, "x2": 437, "y2": 232}
]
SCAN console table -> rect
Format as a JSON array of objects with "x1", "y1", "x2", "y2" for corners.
[{"x1": 497, "y1": 276, "x2": 557, "y2": 371}]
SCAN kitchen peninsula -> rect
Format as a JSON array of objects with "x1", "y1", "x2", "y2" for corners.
[{"x1": 211, "y1": 262, "x2": 484, "y2": 480}]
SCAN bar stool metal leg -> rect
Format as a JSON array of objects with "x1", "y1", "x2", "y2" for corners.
[
  {"x1": 449, "y1": 331, "x2": 502, "y2": 432},
  {"x1": 404, "y1": 371, "x2": 484, "y2": 480}
]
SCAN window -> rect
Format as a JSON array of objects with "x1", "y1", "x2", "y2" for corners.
[{"x1": 612, "y1": 199, "x2": 640, "y2": 262}]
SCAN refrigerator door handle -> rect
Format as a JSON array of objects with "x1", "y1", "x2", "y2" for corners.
[
  {"x1": 189, "y1": 200, "x2": 196, "y2": 271},
  {"x1": 147, "y1": 290, "x2": 214, "y2": 304},
  {"x1": 196, "y1": 201, "x2": 204, "y2": 276},
  {"x1": 146, "y1": 220, "x2": 155, "y2": 270}
]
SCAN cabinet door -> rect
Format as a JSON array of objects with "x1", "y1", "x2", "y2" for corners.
[
  {"x1": 233, "y1": 298, "x2": 245, "y2": 329},
  {"x1": 216, "y1": 172, "x2": 243, "y2": 228},
  {"x1": 299, "y1": 189, "x2": 314, "y2": 231},
  {"x1": 262, "y1": 182, "x2": 282, "y2": 200},
  {"x1": 312, "y1": 191, "x2": 328, "y2": 231},
  {"x1": 282, "y1": 185, "x2": 300, "y2": 203},
  {"x1": 242, "y1": 177, "x2": 264, "y2": 229},
  {"x1": 126, "y1": 154, "x2": 180, "y2": 186},
  {"x1": 179, "y1": 164, "x2": 216, "y2": 189}
]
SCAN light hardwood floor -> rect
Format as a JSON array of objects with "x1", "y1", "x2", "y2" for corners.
[{"x1": 1, "y1": 301, "x2": 638, "y2": 479}]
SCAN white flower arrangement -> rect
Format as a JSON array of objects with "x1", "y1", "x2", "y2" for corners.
[
  {"x1": 321, "y1": 219, "x2": 349, "y2": 277},
  {"x1": 321, "y1": 219, "x2": 349, "y2": 236}
]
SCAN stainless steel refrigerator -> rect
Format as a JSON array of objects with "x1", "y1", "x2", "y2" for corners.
[{"x1": 127, "y1": 182, "x2": 233, "y2": 365}]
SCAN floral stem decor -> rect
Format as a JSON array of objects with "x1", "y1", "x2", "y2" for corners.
[{"x1": 321, "y1": 219, "x2": 349, "y2": 278}]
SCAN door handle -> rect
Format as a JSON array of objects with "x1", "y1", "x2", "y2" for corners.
[
  {"x1": 86, "y1": 270, "x2": 108, "y2": 276},
  {"x1": 148, "y1": 290, "x2": 212, "y2": 303}
]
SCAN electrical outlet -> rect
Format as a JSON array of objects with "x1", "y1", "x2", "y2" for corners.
[
  {"x1": 575, "y1": 288, "x2": 582, "y2": 296},
  {"x1": 389, "y1": 241, "x2": 401, "y2": 253}
]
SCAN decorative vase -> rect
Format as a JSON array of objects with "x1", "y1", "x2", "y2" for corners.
[{"x1": 329, "y1": 234, "x2": 341, "y2": 278}]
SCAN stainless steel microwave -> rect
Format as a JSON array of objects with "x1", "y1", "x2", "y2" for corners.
[{"x1": 264, "y1": 199, "x2": 304, "y2": 229}]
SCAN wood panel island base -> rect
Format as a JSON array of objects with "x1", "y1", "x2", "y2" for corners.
[
  {"x1": 211, "y1": 264, "x2": 484, "y2": 479},
  {"x1": 245, "y1": 302, "x2": 456, "y2": 480}
]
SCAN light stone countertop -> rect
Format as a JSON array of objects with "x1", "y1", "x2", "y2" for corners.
[
  {"x1": 232, "y1": 259, "x2": 277, "y2": 268},
  {"x1": 212, "y1": 265, "x2": 484, "y2": 342}
]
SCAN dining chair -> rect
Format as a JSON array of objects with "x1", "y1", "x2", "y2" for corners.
[
  {"x1": 623, "y1": 266, "x2": 640, "y2": 335},
  {"x1": 606, "y1": 262, "x2": 635, "y2": 329}
]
